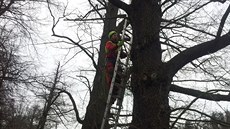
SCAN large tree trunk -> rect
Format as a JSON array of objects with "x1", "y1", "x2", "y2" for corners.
[
  {"x1": 81, "y1": 3, "x2": 118, "y2": 129},
  {"x1": 129, "y1": 1, "x2": 171, "y2": 129}
]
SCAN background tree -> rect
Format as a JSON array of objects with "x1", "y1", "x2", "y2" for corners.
[
  {"x1": 0, "y1": 24, "x2": 33, "y2": 129},
  {"x1": 35, "y1": 63, "x2": 84, "y2": 129},
  {"x1": 0, "y1": 1, "x2": 57, "y2": 129}
]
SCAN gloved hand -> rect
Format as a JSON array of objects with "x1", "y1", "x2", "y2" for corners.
[{"x1": 117, "y1": 40, "x2": 124, "y2": 47}]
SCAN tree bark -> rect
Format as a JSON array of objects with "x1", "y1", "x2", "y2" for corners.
[
  {"x1": 128, "y1": 1, "x2": 171, "y2": 129},
  {"x1": 81, "y1": 3, "x2": 119, "y2": 129}
]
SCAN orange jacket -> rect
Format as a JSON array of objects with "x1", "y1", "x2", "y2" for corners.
[{"x1": 105, "y1": 41, "x2": 118, "y2": 59}]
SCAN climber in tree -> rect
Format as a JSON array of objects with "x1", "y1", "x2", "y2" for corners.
[{"x1": 105, "y1": 30, "x2": 126, "y2": 104}]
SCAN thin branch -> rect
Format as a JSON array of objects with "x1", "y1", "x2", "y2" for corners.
[
  {"x1": 76, "y1": 75, "x2": 92, "y2": 93},
  {"x1": 216, "y1": 4, "x2": 230, "y2": 39},
  {"x1": 88, "y1": 0, "x2": 104, "y2": 22},
  {"x1": 210, "y1": 0, "x2": 226, "y2": 3},
  {"x1": 162, "y1": 1, "x2": 211, "y2": 32},
  {"x1": 46, "y1": 1, "x2": 98, "y2": 70},
  {"x1": 162, "y1": 0, "x2": 177, "y2": 14},
  {"x1": 65, "y1": 14, "x2": 126, "y2": 22},
  {"x1": 59, "y1": 90, "x2": 84, "y2": 124},
  {"x1": 161, "y1": 19, "x2": 215, "y2": 37}
]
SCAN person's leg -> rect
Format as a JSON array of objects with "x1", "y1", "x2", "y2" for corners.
[
  {"x1": 105, "y1": 62, "x2": 114, "y2": 87},
  {"x1": 106, "y1": 62, "x2": 116, "y2": 104}
]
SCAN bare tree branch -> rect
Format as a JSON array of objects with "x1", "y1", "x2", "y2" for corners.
[
  {"x1": 65, "y1": 14, "x2": 126, "y2": 22},
  {"x1": 170, "y1": 84, "x2": 230, "y2": 101},
  {"x1": 76, "y1": 75, "x2": 92, "y2": 94},
  {"x1": 87, "y1": 0, "x2": 104, "y2": 22},
  {"x1": 216, "y1": 4, "x2": 230, "y2": 39},
  {"x1": 58, "y1": 90, "x2": 84, "y2": 124},
  {"x1": 46, "y1": 0, "x2": 98, "y2": 70},
  {"x1": 166, "y1": 31, "x2": 230, "y2": 77},
  {"x1": 161, "y1": 19, "x2": 216, "y2": 37},
  {"x1": 210, "y1": 0, "x2": 226, "y2": 3},
  {"x1": 162, "y1": 1, "x2": 211, "y2": 31},
  {"x1": 162, "y1": 0, "x2": 178, "y2": 14}
]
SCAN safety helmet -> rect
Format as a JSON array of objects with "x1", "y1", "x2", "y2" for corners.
[{"x1": 108, "y1": 31, "x2": 117, "y2": 39}]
